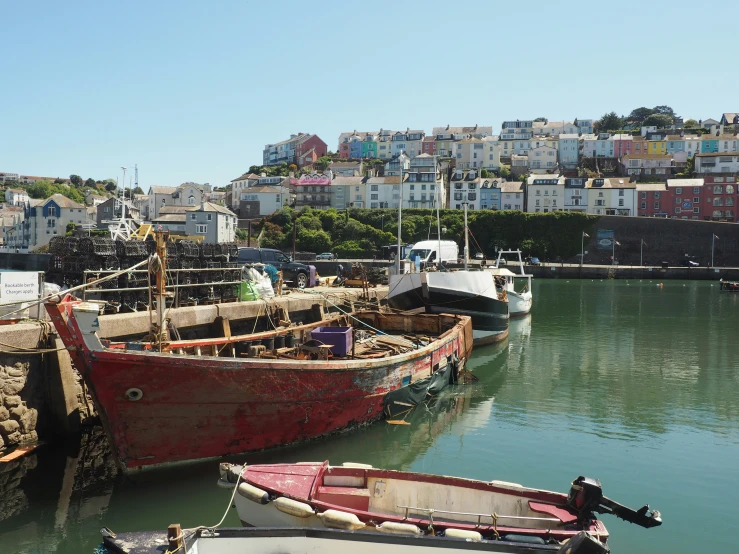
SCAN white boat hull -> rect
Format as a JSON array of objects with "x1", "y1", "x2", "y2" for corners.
[{"x1": 508, "y1": 290, "x2": 532, "y2": 316}]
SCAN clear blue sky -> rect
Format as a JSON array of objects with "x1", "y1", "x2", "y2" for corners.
[{"x1": 2, "y1": 1, "x2": 737, "y2": 189}]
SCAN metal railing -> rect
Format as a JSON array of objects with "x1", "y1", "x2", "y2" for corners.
[{"x1": 396, "y1": 505, "x2": 560, "y2": 526}]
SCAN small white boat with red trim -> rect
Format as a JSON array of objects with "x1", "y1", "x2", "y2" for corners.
[{"x1": 217, "y1": 461, "x2": 661, "y2": 548}]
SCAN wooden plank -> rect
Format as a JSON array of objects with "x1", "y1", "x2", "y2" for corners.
[{"x1": 0, "y1": 443, "x2": 41, "y2": 462}]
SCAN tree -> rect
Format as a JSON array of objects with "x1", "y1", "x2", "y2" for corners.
[
  {"x1": 652, "y1": 105, "x2": 677, "y2": 119},
  {"x1": 594, "y1": 112, "x2": 624, "y2": 133},
  {"x1": 105, "y1": 182, "x2": 118, "y2": 193},
  {"x1": 480, "y1": 168, "x2": 490, "y2": 178},
  {"x1": 627, "y1": 107, "x2": 655, "y2": 125},
  {"x1": 66, "y1": 222, "x2": 77, "y2": 236},
  {"x1": 684, "y1": 119, "x2": 699, "y2": 128},
  {"x1": 288, "y1": 164, "x2": 298, "y2": 173},
  {"x1": 314, "y1": 156, "x2": 333, "y2": 171},
  {"x1": 533, "y1": 117, "x2": 548, "y2": 123},
  {"x1": 642, "y1": 114, "x2": 674, "y2": 128},
  {"x1": 133, "y1": 186, "x2": 144, "y2": 195},
  {"x1": 54, "y1": 178, "x2": 66, "y2": 184},
  {"x1": 499, "y1": 165, "x2": 511, "y2": 179},
  {"x1": 84, "y1": 178, "x2": 96, "y2": 188},
  {"x1": 70, "y1": 174, "x2": 83, "y2": 187}
]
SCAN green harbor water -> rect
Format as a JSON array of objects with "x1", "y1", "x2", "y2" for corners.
[{"x1": 2, "y1": 279, "x2": 739, "y2": 554}]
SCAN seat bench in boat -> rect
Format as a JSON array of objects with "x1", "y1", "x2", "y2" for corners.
[{"x1": 315, "y1": 486, "x2": 371, "y2": 511}]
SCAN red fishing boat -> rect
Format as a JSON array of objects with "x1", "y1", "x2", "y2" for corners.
[
  {"x1": 45, "y1": 292, "x2": 472, "y2": 473},
  {"x1": 218, "y1": 461, "x2": 661, "y2": 546}
]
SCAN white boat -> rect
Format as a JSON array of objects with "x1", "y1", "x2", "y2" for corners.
[
  {"x1": 388, "y1": 200, "x2": 508, "y2": 345},
  {"x1": 489, "y1": 250, "x2": 533, "y2": 317},
  {"x1": 100, "y1": 525, "x2": 609, "y2": 554},
  {"x1": 217, "y1": 461, "x2": 661, "y2": 546}
]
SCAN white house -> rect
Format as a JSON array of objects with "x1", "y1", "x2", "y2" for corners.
[
  {"x1": 527, "y1": 145, "x2": 558, "y2": 171},
  {"x1": 238, "y1": 185, "x2": 287, "y2": 217},
  {"x1": 450, "y1": 169, "x2": 483, "y2": 210},
  {"x1": 558, "y1": 134, "x2": 580, "y2": 168},
  {"x1": 585, "y1": 178, "x2": 636, "y2": 216},
  {"x1": 695, "y1": 152, "x2": 739, "y2": 174},
  {"x1": 6, "y1": 194, "x2": 90, "y2": 251},
  {"x1": 5, "y1": 189, "x2": 29, "y2": 206},
  {"x1": 526, "y1": 176, "x2": 565, "y2": 213},
  {"x1": 563, "y1": 178, "x2": 588, "y2": 212},
  {"x1": 500, "y1": 181, "x2": 525, "y2": 211},
  {"x1": 405, "y1": 155, "x2": 444, "y2": 209}
]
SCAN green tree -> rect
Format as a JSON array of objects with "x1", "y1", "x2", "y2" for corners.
[
  {"x1": 133, "y1": 186, "x2": 144, "y2": 195},
  {"x1": 684, "y1": 119, "x2": 699, "y2": 128},
  {"x1": 627, "y1": 107, "x2": 655, "y2": 125},
  {"x1": 652, "y1": 105, "x2": 677, "y2": 119},
  {"x1": 65, "y1": 222, "x2": 77, "y2": 236},
  {"x1": 105, "y1": 182, "x2": 118, "y2": 193},
  {"x1": 314, "y1": 156, "x2": 333, "y2": 171},
  {"x1": 643, "y1": 114, "x2": 674, "y2": 128},
  {"x1": 84, "y1": 178, "x2": 96, "y2": 188},
  {"x1": 594, "y1": 112, "x2": 624, "y2": 133},
  {"x1": 480, "y1": 168, "x2": 490, "y2": 178},
  {"x1": 70, "y1": 174, "x2": 83, "y2": 187},
  {"x1": 533, "y1": 117, "x2": 548, "y2": 123},
  {"x1": 499, "y1": 165, "x2": 511, "y2": 178},
  {"x1": 235, "y1": 228, "x2": 249, "y2": 241},
  {"x1": 54, "y1": 178, "x2": 66, "y2": 184}
]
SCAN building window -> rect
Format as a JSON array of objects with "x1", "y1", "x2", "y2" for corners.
[
  {"x1": 640, "y1": 192, "x2": 647, "y2": 199},
  {"x1": 693, "y1": 207, "x2": 700, "y2": 214},
  {"x1": 640, "y1": 202, "x2": 647, "y2": 209},
  {"x1": 48, "y1": 206, "x2": 57, "y2": 217},
  {"x1": 191, "y1": 214, "x2": 196, "y2": 220},
  {"x1": 654, "y1": 192, "x2": 661, "y2": 199},
  {"x1": 207, "y1": 214, "x2": 212, "y2": 221},
  {"x1": 654, "y1": 202, "x2": 660, "y2": 210},
  {"x1": 693, "y1": 197, "x2": 700, "y2": 203},
  {"x1": 196, "y1": 224, "x2": 207, "y2": 233},
  {"x1": 675, "y1": 197, "x2": 681, "y2": 204},
  {"x1": 188, "y1": 195, "x2": 195, "y2": 205}
]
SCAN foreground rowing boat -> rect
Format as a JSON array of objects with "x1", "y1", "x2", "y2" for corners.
[{"x1": 218, "y1": 461, "x2": 661, "y2": 546}]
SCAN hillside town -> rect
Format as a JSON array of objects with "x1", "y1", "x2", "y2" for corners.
[{"x1": 2, "y1": 109, "x2": 739, "y2": 251}]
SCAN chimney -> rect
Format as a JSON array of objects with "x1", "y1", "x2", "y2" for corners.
[{"x1": 201, "y1": 200, "x2": 205, "y2": 211}]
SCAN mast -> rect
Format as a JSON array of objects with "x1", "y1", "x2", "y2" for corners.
[
  {"x1": 155, "y1": 230, "x2": 170, "y2": 351},
  {"x1": 396, "y1": 157, "x2": 403, "y2": 274},
  {"x1": 436, "y1": 158, "x2": 442, "y2": 268},
  {"x1": 463, "y1": 201, "x2": 469, "y2": 270}
]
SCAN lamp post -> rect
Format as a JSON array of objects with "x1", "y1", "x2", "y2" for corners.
[
  {"x1": 395, "y1": 161, "x2": 403, "y2": 274},
  {"x1": 581, "y1": 231, "x2": 590, "y2": 266},
  {"x1": 612, "y1": 238, "x2": 621, "y2": 265},
  {"x1": 712, "y1": 233, "x2": 718, "y2": 267}
]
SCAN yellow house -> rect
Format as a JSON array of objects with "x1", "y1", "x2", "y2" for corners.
[{"x1": 648, "y1": 139, "x2": 666, "y2": 155}]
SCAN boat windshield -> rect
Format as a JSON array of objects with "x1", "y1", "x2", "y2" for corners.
[{"x1": 407, "y1": 249, "x2": 432, "y2": 261}]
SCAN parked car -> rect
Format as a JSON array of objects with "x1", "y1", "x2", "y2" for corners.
[
  {"x1": 680, "y1": 259, "x2": 699, "y2": 267},
  {"x1": 316, "y1": 252, "x2": 335, "y2": 260},
  {"x1": 237, "y1": 247, "x2": 313, "y2": 288},
  {"x1": 529, "y1": 257, "x2": 541, "y2": 266}
]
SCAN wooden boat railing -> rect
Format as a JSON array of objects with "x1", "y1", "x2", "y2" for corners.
[{"x1": 396, "y1": 504, "x2": 560, "y2": 526}]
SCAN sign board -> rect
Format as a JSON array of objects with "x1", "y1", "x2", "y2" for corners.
[
  {"x1": 0, "y1": 271, "x2": 41, "y2": 319},
  {"x1": 682, "y1": 201, "x2": 693, "y2": 209},
  {"x1": 597, "y1": 229, "x2": 615, "y2": 250}
]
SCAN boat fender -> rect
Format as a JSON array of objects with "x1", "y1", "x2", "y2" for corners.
[
  {"x1": 237, "y1": 483, "x2": 270, "y2": 505},
  {"x1": 375, "y1": 522, "x2": 422, "y2": 536},
  {"x1": 444, "y1": 529, "x2": 482, "y2": 542},
  {"x1": 273, "y1": 497, "x2": 315, "y2": 518},
  {"x1": 318, "y1": 509, "x2": 366, "y2": 530},
  {"x1": 341, "y1": 462, "x2": 373, "y2": 469}
]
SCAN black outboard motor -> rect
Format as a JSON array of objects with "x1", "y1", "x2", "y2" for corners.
[
  {"x1": 567, "y1": 476, "x2": 603, "y2": 519},
  {"x1": 567, "y1": 476, "x2": 663, "y2": 529}
]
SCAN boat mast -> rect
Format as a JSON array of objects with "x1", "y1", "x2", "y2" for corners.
[
  {"x1": 436, "y1": 162, "x2": 442, "y2": 268},
  {"x1": 396, "y1": 157, "x2": 403, "y2": 274},
  {"x1": 154, "y1": 230, "x2": 170, "y2": 350},
  {"x1": 463, "y1": 201, "x2": 469, "y2": 270}
]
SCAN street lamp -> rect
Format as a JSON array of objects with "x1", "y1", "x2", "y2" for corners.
[
  {"x1": 612, "y1": 237, "x2": 621, "y2": 265},
  {"x1": 581, "y1": 232, "x2": 590, "y2": 266}
]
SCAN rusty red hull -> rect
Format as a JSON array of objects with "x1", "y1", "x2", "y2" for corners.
[{"x1": 46, "y1": 299, "x2": 473, "y2": 472}]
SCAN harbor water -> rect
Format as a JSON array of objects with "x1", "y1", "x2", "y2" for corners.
[{"x1": 2, "y1": 279, "x2": 738, "y2": 554}]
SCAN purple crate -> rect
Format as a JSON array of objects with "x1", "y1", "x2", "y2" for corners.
[{"x1": 311, "y1": 326, "x2": 352, "y2": 357}]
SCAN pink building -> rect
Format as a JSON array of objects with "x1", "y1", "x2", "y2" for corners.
[
  {"x1": 422, "y1": 136, "x2": 436, "y2": 156},
  {"x1": 612, "y1": 134, "x2": 633, "y2": 158}
]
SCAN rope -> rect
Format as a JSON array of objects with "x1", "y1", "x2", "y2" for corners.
[{"x1": 0, "y1": 340, "x2": 68, "y2": 354}]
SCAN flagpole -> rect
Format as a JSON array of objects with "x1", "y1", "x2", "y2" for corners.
[{"x1": 581, "y1": 232, "x2": 584, "y2": 267}]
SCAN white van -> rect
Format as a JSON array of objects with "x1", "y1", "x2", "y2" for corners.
[{"x1": 406, "y1": 240, "x2": 459, "y2": 266}]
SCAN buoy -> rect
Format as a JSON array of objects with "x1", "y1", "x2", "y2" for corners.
[
  {"x1": 445, "y1": 528, "x2": 483, "y2": 542},
  {"x1": 342, "y1": 462, "x2": 373, "y2": 469},
  {"x1": 375, "y1": 521, "x2": 422, "y2": 536},
  {"x1": 237, "y1": 483, "x2": 270, "y2": 505},
  {"x1": 274, "y1": 497, "x2": 314, "y2": 518},
  {"x1": 318, "y1": 509, "x2": 366, "y2": 530}
]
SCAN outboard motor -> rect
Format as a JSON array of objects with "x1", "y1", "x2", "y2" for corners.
[
  {"x1": 567, "y1": 476, "x2": 603, "y2": 519},
  {"x1": 567, "y1": 476, "x2": 663, "y2": 529}
]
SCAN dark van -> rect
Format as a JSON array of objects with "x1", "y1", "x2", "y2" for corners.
[{"x1": 237, "y1": 248, "x2": 314, "y2": 289}]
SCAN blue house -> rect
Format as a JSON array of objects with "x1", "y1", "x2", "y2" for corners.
[{"x1": 481, "y1": 179, "x2": 502, "y2": 210}]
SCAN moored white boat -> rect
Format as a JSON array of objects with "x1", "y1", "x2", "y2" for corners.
[
  {"x1": 217, "y1": 461, "x2": 661, "y2": 547},
  {"x1": 489, "y1": 250, "x2": 533, "y2": 317}
]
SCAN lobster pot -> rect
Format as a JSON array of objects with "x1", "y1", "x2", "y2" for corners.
[
  {"x1": 49, "y1": 236, "x2": 67, "y2": 255},
  {"x1": 200, "y1": 243, "x2": 215, "y2": 259}
]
